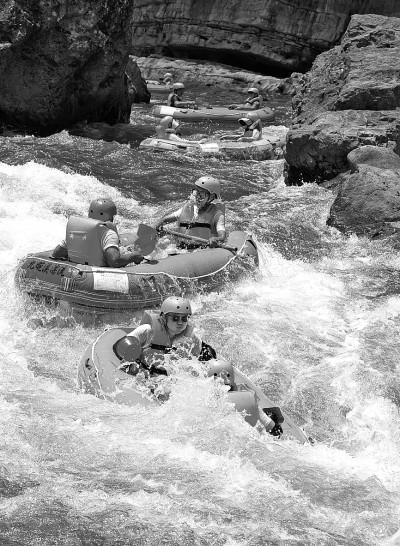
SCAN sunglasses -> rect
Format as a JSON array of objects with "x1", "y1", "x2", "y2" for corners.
[
  {"x1": 168, "y1": 314, "x2": 189, "y2": 322},
  {"x1": 193, "y1": 189, "x2": 209, "y2": 199}
]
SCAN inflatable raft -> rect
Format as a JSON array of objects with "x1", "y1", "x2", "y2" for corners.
[
  {"x1": 78, "y1": 327, "x2": 309, "y2": 444},
  {"x1": 146, "y1": 81, "x2": 171, "y2": 95},
  {"x1": 15, "y1": 231, "x2": 257, "y2": 313},
  {"x1": 139, "y1": 137, "x2": 275, "y2": 160},
  {"x1": 152, "y1": 105, "x2": 275, "y2": 123}
]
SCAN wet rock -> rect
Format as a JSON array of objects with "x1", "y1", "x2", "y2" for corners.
[
  {"x1": 130, "y1": 1, "x2": 400, "y2": 75},
  {"x1": 0, "y1": 0, "x2": 135, "y2": 134},
  {"x1": 286, "y1": 109, "x2": 400, "y2": 183},
  {"x1": 347, "y1": 144, "x2": 400, "y2": 171},
  {"x1": 327, "y1": 146, "x2": 400, "y2": 237},
  {"x1": 286, "y1": 14, "x2": 400, "y2": 184},
  {"x1": 126, "y1": 58, "x2": 151, "y2": 104}
]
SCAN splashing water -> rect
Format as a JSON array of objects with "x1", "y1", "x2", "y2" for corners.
[{"x1": 0, "y1": 88, "x2": 399, "y2": 544}]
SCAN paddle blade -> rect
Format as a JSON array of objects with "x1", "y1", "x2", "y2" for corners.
[{"x1": 119, "y1": 224, "x2": 158, "y2": 256}]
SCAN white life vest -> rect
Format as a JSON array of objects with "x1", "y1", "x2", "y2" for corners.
[
  {"x1": 245, "y1": 95, "x2": 263, "y2": 108},
  {"x1": 139, "y1": 310, "x2": 201, "y2": 366},
  {"x1": 167, "y1": 92, "x2": 179, "y2": 107},
  {"x1": 66, "y1": 216, "x2": 118, "y2": 267},
  {"x1": 243, "y1": 119, "x2": 262, "y2": 140},
  {"x1": 178, "y1": 201, "x2": 225, "y2": 242}
]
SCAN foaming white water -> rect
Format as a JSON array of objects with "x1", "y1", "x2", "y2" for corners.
[{"x1": 1, "y1": 158, "x2": 400, "y2": 543}]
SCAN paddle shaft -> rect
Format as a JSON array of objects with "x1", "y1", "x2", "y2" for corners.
[{"x1": 163, "y1": 227, "x2": 238, "y2": 253}]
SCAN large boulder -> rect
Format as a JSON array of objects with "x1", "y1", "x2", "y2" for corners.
[
  {"x1": 286, "y1": 109, "x2": 400, "y2": 183},
  {"x1": 131, "y1": 2, "x2": 400, "y2": 75},
  {"x1": 0, "y1": 0, "x2": 135, "y2": 134},
  {"x1": 126, "y1": 58, "x2": 151, "y2": 103},
  {"x1": 327, "y1": 146, "x2": 400, "y2": 236},
  {"x1": 286, "y1": 14, "x2": 400, "y2": 183}
]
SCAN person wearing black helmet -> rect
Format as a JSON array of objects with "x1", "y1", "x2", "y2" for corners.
[
  {"x1": 114, "y1": 296, "x2": 217, "y2": 377},
  {"x1": 52, "y1": 198, "x2": 144, "y2": 268},
  {"x1": 167, "y1": 82, "x2": 197, "y2": 109},
  {"x1": 153, "y1": 176, "x2": 226, "y2": 249},
  {"x1": 220, "y1": 113, "x2": 263, "y2": 142}
]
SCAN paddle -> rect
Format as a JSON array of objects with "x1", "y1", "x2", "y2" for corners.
[
  {"x1": 162, "y1": 227, "x2": 239, "y2": 253},
  {"x1": 119, "y1": 223, "x2": 158, "y2": 256}
]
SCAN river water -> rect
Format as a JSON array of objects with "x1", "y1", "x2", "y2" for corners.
[{"x1": 0, "y1": 84, "x2": 399, "y2": 545}]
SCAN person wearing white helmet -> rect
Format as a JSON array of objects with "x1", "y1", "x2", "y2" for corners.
[
  {"x1": 228, "y1": 87, "x2": 263, "y2": 110},
  {"x1": 162, "y1": 72, "x2": 173, "y2": 86},
  {"x1": 155, "y1": 115, "x2": 183, "y2": 141},
  {"x1": 52, "y1": 198, "x2": 144, "y2": 268},
  {"x1": 167, "y1": 82, "x2": 197, "y2": 109},
  {"x1": 113, "y1": 296, "x2": 217, "y2": 376},
  {"x1": 220, "y1": 112, "x2": 263, "y2": 142},
  {"x1": 153, "y1": 176, "x2": 226, "y2": 248}
]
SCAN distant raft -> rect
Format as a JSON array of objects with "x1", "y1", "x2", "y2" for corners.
[
  {"x1": 15, "y1": 231, "x2": 258, "y2": 313},
  {"x1": 152, "y1": 104, "x2": 275, "y2": 122},
  {"x1": 140, "y1": 126, "x2": 288, "y2": 161},
  {"x1": 77, "y1": 327, "x2": 310, "y2": 444},
  {"x1": 139, "y1": 137, "x2": 275, "y2": 160}
]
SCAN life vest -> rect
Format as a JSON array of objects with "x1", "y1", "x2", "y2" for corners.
[
  {"x1": 66, "y1": 216, "x2": 118, "y2": 267},
  {"x1": 177, "y1": 201, "x2": 225, "y2": 242},
  {"x1": 167, "y1": 92, "x2": 179, "y2": 107},
  {"x1": 243, "y1": 119, "x2": 262, "y2": 140},
  {"x1": 139, "y1": 311, "x2": 202, "y2": 366},
  {"x1": 167, "y1": 92, "x2": 194, "y2": 109},
  {"x1": 245, "y1": 95, "x2": 263, "y2": 108}
]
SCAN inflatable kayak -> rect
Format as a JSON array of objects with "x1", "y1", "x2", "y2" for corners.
[
  {"x1": 146, "y1": 81, "x2": 171, "y2": 95},
  {"x1": 15, "y1": 231, "x2": 257, "y2": 313},
  {"x1": 139, "y1": 137, "x2": 275, "y2": 160},
  {"x1": 78, "y1": 327, "x2": 309, "y2": 444},
  {"x1": 152, "y1": 105, "x2": 275, "y2": 123}
]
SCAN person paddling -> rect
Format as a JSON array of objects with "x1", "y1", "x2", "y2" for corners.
[
  {"x1": 167, "y1": 82, "x2": 197, "y2": 109},
  {"x1": 114, "y1": 296, "x2": 217, "y2": 377},
  {"x1": 162, "y1": 72, "x2": 173, "y2": 86},
  {"x1": 155, "y1": 115, "x2": 183, "y2": 141},
  {"x1": 228, "y1": 87, "x2": 263, "y2": 110},
  {"x1": 153, "y1": 176, "x2": 226, "y2": 249},
  {"x1": 220, "y1": 114, "x2": 263, "y2": 142},
  {"x1": 52, "y1": 198, "x2": 144, "y2": 268}
]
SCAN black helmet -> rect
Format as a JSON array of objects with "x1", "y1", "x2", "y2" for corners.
[
  {"x1": 88, "y1": 198, "x2": 117, "y2": 221},
  {"x1": 113, "y1": 336, "x2": 141, "y2": 362}
]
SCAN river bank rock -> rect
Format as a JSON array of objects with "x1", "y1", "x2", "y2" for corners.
[
  {"x1": 130, "y1": 1, "x2": 400, "y2": 76},
  {"x1": 286, "y1": 14, "x2": 400, "y2": 184},
  {"x1": 126, "y1": 58, "x2": 151, "y2": 103},
  {"x1": 131, "y1": 55, "x2": 286, "y2": 95},
  {"x1": 327, "y1": 146, "x2": 400, "y2": 237},
  {"x1": 0, "y1": 0, "x2": 134, "y2": 134}
]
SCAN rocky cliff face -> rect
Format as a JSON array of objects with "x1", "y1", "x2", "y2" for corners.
[
  {"x1": 131, "y1": 0, "x2": 400, "y2": 76},
  {"x1": 0, "y1": 0, "x2": 134, "y2": 134},
  {"x1": 285, "y1": 14, "x2": 400, "y2": 184}
]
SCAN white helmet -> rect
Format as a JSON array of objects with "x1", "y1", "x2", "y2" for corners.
[
  {"x1": 163, "y1": 72, "x2": 173, "y2": 79},
  {"x1": 194, "y1": 176, "x2": 221, "y2": 200},
  {"x1": 247, "y1": 87, "x2": 259, "y2": 94},
  {"x1": 160, "y1": 296, "x2": 192, "y2": 315},
  {"x1": 159, "y1": 116, "x2": 180, "y2": 130},
  {"x1": 173, "y1": 82, "x2": 185, "y2": 90}
]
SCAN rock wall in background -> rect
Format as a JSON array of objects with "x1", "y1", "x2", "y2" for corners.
[
  {"x1": 0, "y1": 0, "x2": 134, "y2": 134},
  {"x1": 285, "y1": 14, "x2": 400, "y2": 185},
  {"x1": 131, "y1": 0, "x2": 400, "y2": 76}
]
